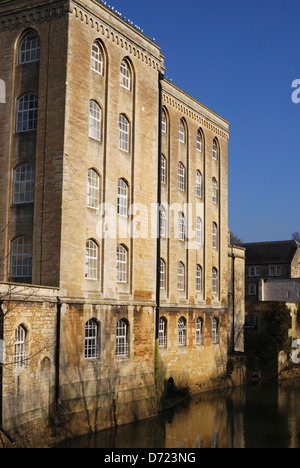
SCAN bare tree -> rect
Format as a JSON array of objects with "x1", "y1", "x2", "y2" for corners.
[{"x1": 292, "y1": 232, "x2": 300, "y2": 242}]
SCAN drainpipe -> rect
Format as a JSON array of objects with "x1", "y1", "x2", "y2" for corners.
[
  {"x1": 155, "y1": 73, "x2": 163, "y2": 340},
  {"x1": 55, "y1": 297, "x2": 62, "y2": 405}
]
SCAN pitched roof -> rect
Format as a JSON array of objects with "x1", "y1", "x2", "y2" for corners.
[{"x1": 242, "y1": 240, "x2": 300, "y2": 265}]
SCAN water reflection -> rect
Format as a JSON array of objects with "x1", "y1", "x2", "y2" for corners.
[{"x1": 58, "y1": 379, "x2": 300, "y2": 448}]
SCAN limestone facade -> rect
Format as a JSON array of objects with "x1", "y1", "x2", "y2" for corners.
[{"x1": 0, "y1": 0, "x2": 243, "y2": 444}]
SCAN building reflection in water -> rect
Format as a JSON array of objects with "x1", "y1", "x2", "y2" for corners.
[{"x1": 58, "y1": 379, "x2": 300, "y2": 449}]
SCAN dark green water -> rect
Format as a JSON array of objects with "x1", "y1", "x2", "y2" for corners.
[{"x1": 58, "y1": 379, "x2": 300, "y2": 448}]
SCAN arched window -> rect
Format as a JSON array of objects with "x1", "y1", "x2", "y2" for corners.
[
  {"x1": 161, "y1": 154, "x2": 167, "y2": 184},
  {"x1": 16, "y1": 93, "x2": 38, "y2": 133},
  {"x1": 196, "y1": 265, "x2": 202, "y2": 293},
  {"x1": 212, "y1": 318, "x2": 219, "y2": 344},
  {"x1": 178, "y1": 317, "x2": 187, "y2": 346},
  {"x1": 10, "y1": 236, "x2": 32, "y2": 280},
  {"x1": 196, "y1": 129, "x2": 203, "y2": 152},
  {"x1": 160, "y1": 258, "x2": 166, "y2": 289},
  {"x1": 119, "y1": 114, "x2": 130, "y2": 152},
  {"x1": 178, "y1": 262, "x2": 185, "y2": 291},
  {"x1": 117, "y1": 245, "x2": 128, "y2": 283},
  {"x1": 15, "y1": 325, "x2": 27, "y2": 369},
  {"x1": 159, "y1": 317, "x2": 167, "y2": 348},
  {"x1": 116, "y1": 319, "x2": 129, "y2": 357},
  {"x1": 117, "y1": 179, "x2": 128, "y2": 216},
  {"x1": 91, "y1": 42, "x2": 104, "y2": 75},
  {"x1": 196, "y1": 318, "x2": 204, "y2": 345},
  {"x1": 196, "y1": 170, "x2": 202, "y2": 198},
  {"x1": 212, "y1": 138, "x2": 219, "y2": 161},
  {"x1": 85, "y1": 239, "x2": 98, "y2": 280},
  {"x1": 178, "y1": 212, "x2": 185, "y2": 241},
  {"x1": 160, "y1": 206, "x2": 167, "y2": 238},
  {"x1": 178, "y1": 119, "x2": 186, "y2": 143},
  {"x1": 196, "y1": 217, "x2": 202, "y2": 245},
  {"x1": 212, "y1": 178, "x2": 218, "y2": 204},
  {"x1": 178, "y1": 162, "x2": 185, "y2": 191},
  {"x1": 212, "y1": 268, "x2": 218, "y2": 294},
  {"x1": 19, "y1": 31, "x2": 40, "y2": 64},
  {"x1": 212, "y1": 222, "x2": 218, "y2": 249},
  {"x1": 161, "y1": 109, "x2": 167, "y2": 134},
  {"x1": 89, "y1": 100, "x2": 101, "y2": 141},
  {"x1": 13, "y1": 163, "x2": 35, "y2": 204},
  {"x1": 120, "y1": 59, "x2": 131, "y2": 90},
  {"x1": 87, "y1": 169, "x2": 100, "y2": 209},
  {"x1": 85, "y1": 319, "x2": 99, "y2": 360}
]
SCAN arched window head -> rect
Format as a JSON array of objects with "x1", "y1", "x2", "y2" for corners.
[
  {"x1": 160, "y1": 258, "x2": 166, "y2": 289},
  {"x1": 159, "y1": 317, "x2": 167, "y2": 348},
  {"x1": 10, "y1": 236, "x2": 32, "y2": 281},
  {"x1": 13, "y1": 163, "x2": 35, "y2": 205},
  {"x1": 89, "y1": 100, "x2": 101, "y2": 141},
  {"x1": 120, "y1": 59, "x2": 131, "y2": 90},
  {"x1": 117, "y1": 179, "x2": 128, "y2": 216},
  {"x1": 119, "y1": 114, "x2": 130, "y2": 152},
  {"x1": 117, "y1": 245, "x2": 128, "y2": 283},
  {"x1": 85, "y1": 319, "x2": 100, "y2": 360},
  {"x1": 15, "y1": 325, "x2": 27, "y2": 369},
  {"x1": 178, "y1": 162, "x2": 185, "y2": 191},
  {"x1": 16, "y1": 93, "x2": 38, "y2": 133},
  {"x1": 196, "y1": 129, "x2": 203, "y2": 152},
  {"x1": 87, "y1": 169, "x2": 100, "y2": 209},
  {"x1": 19, "y1": 31, "x2": 40, "y2": 64},
  {"x1": 178, "y1": 262, "x2": 185, "y2": 291},
  {"x1": 116, "y1": 318, "x2": 129, "y2": 357},
  {"x1": 85, "y1": 239, "x2": 98, "y2": 280},
  {"x1": 179, "y1": 119, "x2": 186, "y2": 143},
  {"x1": 178, "y1": 317, "x2": 187, "y2": 346},
  {"x1": 91, "y1": 42, "x2": 104, "y2": 75},
  {"x1": 212, "y1": 138, "x2": 219, "y2": 161}
]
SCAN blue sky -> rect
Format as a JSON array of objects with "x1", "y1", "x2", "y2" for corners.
[{"x1": 107, "y1": 0, "x2": 300, "y2": 242}]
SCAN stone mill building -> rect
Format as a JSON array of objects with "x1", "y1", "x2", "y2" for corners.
[{"x1": 0, "y1": 0, "x2": 245, "y2": 445}]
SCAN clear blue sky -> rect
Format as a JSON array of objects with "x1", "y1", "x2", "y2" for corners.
[{"x1": 107, "y1": 0, "x2": 300, "y2": 243}]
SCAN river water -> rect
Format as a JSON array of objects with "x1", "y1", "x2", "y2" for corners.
[{"x1": 58, "y1": 379, "x2": 300, "y2": 449}]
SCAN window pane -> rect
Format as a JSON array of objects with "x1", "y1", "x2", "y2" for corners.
[
  {"x1": 116, "y1": 319, "x2": 129, "y2": 357},
  {"x1": 13, "y1": 164, "x2": 35, "y2": 204},
  {"x1": 196, "y1": 130, "x2": 202, "y2": 151},
  {"x1": 117, "y1": 179, "x2": 128, "y2": 216},
  {"x1": 119, "y1": 115, "x2": 129, "y2": 152},
  {"x1": 89, "y1": 101, "x2": 101, "y2": 140},
  {"x1": 120, "y1": 60, "x2": 130, "y2": 89},
  {"x1": 85, "y1": 240, "x2": 98, "y2": 280},
  {"x1": 91, "y1": 43, "x2": 103, "y2": 74},
  {"x1": 178, "y1": 317, "x2": 186, "y2": 346},
  {"x1": 178, "y1": 262, "x2": 185, "y2": 290},
  {"x1": 10, "y1": 237, "x2": 32, "y2": 279},
  {"x1": 19, "y1": 32, "x2": 40, "y2": 64},
  {"x1": 85, "y1": 320, "x2": 99, "y2": 359},
  {"x1": 117, "y1": 245, "x2": 127, "y2": 283},
  {"x1": 178, "y1": 163, "x2": 185, "y2": 191},
  {"x1": 16, "y1": 94, "x2": 38, "y2": 132},
  {"x1": 159, "y1": 317, "x2": 167, "y2": 348},
  {"x1": 87, "y1": 169, "x2": 100, "y2": 209},
  {"x1": 15, "y1": 325, "x2": 26, "y2": 369}
]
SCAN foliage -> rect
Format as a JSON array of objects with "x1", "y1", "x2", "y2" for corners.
[{"x1": 245, "y1": 302, "x2": 292, "y2": 368}]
